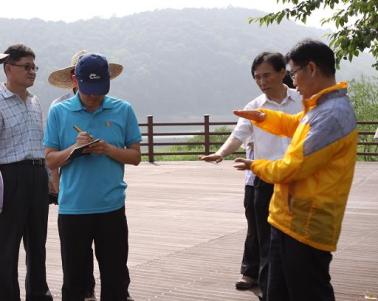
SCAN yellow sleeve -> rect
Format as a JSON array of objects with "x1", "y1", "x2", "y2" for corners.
[
  {"x1": 251, "y1": 126, "x2": 357, "y2": 184},
  {"x1": 251, "y1": 140, "x2": 327, "y2": 184},
  {"x1": 253, "y1": 109, "x2": 304, "y2": 138}
]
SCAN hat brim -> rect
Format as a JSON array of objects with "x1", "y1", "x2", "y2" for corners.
[
  {"x1": 48, "y1": 63, "x2": 123, "y2": 89},
  {"x1": 0, "y1": 53, "x2": 9, "y2": 63}
]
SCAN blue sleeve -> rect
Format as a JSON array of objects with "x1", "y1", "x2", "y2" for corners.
[
  {"x1": 124, "y1": 105, "x2": 142, "y2": 147},
  {"x1": 43, "y1": 106, "x2": 61, "y2": 149}
]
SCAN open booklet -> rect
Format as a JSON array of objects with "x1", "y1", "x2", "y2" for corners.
[{"x1": 66, "y1": 138, "x2": 100, "y2": 162}]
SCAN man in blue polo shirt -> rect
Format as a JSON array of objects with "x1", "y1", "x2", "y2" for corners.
[{"x1": 44, "y1": 53, "x2": 141, "y2": 301}]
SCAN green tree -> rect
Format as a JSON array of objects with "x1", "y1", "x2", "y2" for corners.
[
  {"x1": 349, "y1": 77, "x2": 378, "y2": 121},
  {"x1": 348, "y1": 77, "x2": 378, "y2": 161},
  {"x1": 250, "y1": 0, "x2": 378, "y2": 69}
]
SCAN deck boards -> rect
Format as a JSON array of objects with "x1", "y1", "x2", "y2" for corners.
[{"x1": 17, "y1": 161, "x2": 378, "y2": 300}]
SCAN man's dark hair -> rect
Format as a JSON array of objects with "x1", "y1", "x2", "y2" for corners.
[
  {"x1": 3, "y1": 44, "x2": 35, "y2": 63},
  {"x1": 283, "y1": 71, "x2": 295, "y2": 89},
  {"x1": 251, "y1": 52, "x2": 286, "y2": 79},
  {"x1": 285, "y1": 39, "x2": 336, "y2": 77}
]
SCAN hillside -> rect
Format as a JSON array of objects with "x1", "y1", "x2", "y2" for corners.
[{"x1": 0, "y1": 8, "x2": 375, "y2": 121}]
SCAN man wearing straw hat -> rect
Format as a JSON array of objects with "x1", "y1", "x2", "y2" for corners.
[
  {"x1": 48, "y1": 50, "x2": 123, "y2": 301},
  {"x1": 0, "y1": 45, "x2": 53, "y2": 300},
  {"x1": 44, "y1": 53, "x2": 140, "y2": 301},
  {"x1": 48, "y1": 50, "x2": 123, "y2": 104}
]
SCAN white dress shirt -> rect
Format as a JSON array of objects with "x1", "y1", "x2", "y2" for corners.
[
  {"x1": 244, "y1": 140, "x2": 255, "y2": 186},
  {"x1": 231, "y1": 88, "x2": 302, "y2": 162}
]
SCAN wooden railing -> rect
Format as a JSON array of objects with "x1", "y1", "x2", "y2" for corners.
[{"x1": 139, "y1": 115, "x2": 378, "y2": 162}]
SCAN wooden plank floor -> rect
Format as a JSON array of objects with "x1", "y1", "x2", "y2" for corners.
[{"x1": 18, "y1": 161, "x2": 378, "y2": 300}]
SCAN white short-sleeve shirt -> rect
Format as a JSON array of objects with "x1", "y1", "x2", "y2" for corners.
[{"x1": 231, "y1": 88, "x2": 302, "y2": 184}]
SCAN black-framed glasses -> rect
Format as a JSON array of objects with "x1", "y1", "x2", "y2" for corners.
[
  {"x1": 289, "y1": 65, "x2": 306, "y2": 79},
  {"x1": 8, "y1": 63, "x2": 39, "y2": 72}
]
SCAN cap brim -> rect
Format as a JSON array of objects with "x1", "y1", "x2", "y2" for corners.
[
  {"x1": 48, "y1": 63, "x2": 123, "y2": 89},
  {"x1": 77, "y1": 79, "x2": 110, "y2": 95},
  {"x1": 0, "y1": 53, "x2": 9, "y2": 63}
]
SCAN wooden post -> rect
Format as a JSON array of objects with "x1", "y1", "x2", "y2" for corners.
[
  {"x1": 204, "y1": 114, "x2": 210, "y2": 155},
  {"x1": 147, "y1": 115, "x2": 154, "y2": 163}
]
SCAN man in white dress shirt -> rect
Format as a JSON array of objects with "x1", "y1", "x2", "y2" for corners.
[{"x1": 200, "y1": 52, "x2": 302, "y2": 300}]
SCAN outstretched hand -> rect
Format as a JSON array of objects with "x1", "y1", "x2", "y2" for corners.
[
  {"x1": 233, "y1": 158, "x2": 252, "y2": 171},
  {"x1": 233, "y1": 110, "x2": 265, "y2": 122},
  {"x1": 199, "y1": 154, "x2": 223, "y2": 163}
]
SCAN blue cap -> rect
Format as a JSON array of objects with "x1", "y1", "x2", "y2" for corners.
[{"x1": 75, "y1": 53, "x2": 110, "y2": 95}]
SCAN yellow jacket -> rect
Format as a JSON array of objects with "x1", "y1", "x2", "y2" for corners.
[{"x1": 251, "y1": 82, "x2": 358, "y2": 252}]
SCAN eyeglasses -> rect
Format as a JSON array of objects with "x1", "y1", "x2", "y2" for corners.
[
  {"x1": 289, "y1": 65, "x2": 306, "y2": 79},
  {"x1": 7, "y1": 63, "x2": 39, "y2": 72}
]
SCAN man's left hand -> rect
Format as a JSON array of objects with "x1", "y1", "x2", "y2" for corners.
[
  {"x1": 233, "y1": 158, "x2": 253, "y2": 171},
  {"x1": 85, "y1": 140, "x2": 111, "y2": 155}
]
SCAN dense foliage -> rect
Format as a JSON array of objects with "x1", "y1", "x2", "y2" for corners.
[
  {"x1": 250, "y1": 0, "x2": 378, "y2": 69},
  {"x1": 349, "y1": 77, "x2": 378, "y2": 160}
]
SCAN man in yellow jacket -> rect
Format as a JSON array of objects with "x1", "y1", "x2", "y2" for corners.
[{"x1": 233, "y1": 39, "x2": 358, "y2": 301}]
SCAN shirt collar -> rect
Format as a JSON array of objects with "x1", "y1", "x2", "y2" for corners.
[
  {"x1": 0, "y1": 82, "x2": 33, "y2": 100},
  {"x1": 304, "y1": 82, "x2": 348, "y2": 109},
  {"x1": 65, "y1": 94, "x2": 114, "y2": 112},
  {"x1": 261, "y1": 86, "x2": 296, "y2": 106}
]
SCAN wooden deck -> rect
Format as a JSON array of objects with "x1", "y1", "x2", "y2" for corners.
[{"x1": 18, "y1": 161, "x2": 378, "y2": 300}]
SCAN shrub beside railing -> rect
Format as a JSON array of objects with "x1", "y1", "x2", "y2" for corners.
[{"x1": 139, "y1": 115, "x2": 378, "y2": 162}]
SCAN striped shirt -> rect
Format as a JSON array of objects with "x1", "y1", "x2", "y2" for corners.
[{"x1": 0, "y1": 83, "x2": 44, "y2": 164}]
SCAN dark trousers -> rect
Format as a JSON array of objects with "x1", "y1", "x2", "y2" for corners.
[
  {"x1": 240, "y1": 185, "x2": 259, "y2": 279},
  {"x1": 254, "y1": 177, "x2": 273, "y2": 300},
  {"x1": 58, "y1": 207, "x2": 130, "y2": 301},
  {"x1": 0, "y1": 163, "x2": 52, "y2": 301},
  {"x1": 85, "y1": 247, "x2": 96, "y2": 296},
  {"x1": 267, "y1": 227, "x2": 335, "y2": 301}
]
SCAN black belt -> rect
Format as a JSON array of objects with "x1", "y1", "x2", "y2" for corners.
[{"x1": 0, "y1": 159, "x2": 45, "y2": 167}]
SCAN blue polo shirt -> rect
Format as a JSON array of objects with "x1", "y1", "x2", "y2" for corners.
[{"x1": 44, "y1": 94, "x2": 141, "y2": 214}]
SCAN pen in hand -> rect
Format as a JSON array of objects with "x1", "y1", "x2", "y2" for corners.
[
  {"x1": 73, "y1": 125, "x2": 94, "y2": 140},
  {"x1": 73, "y1": 125, "x2": 108, "y2": 155}
]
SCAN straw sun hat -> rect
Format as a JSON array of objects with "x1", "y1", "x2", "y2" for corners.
[{"x1": 48, "y1": 50, "x2": 123, "y2": 89}]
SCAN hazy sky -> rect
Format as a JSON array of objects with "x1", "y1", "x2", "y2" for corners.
[{"x1": 0, "y1": 0, "x2": 336, "y2": 29}]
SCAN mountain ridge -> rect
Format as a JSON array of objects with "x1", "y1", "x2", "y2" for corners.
[{"x1": 0, "y1": 7, "x2": 375, "y2": 121}]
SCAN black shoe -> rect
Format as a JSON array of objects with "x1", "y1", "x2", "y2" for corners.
[
  {"x1": 84, "y1": 291, "x2": 97, "y2": 301},
  {"x1": 127, "y1": 291, "x2": 135, "y2": 301},
  {"x1": 235, "y1": 275, "x2": 258, "y2": 290}
]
